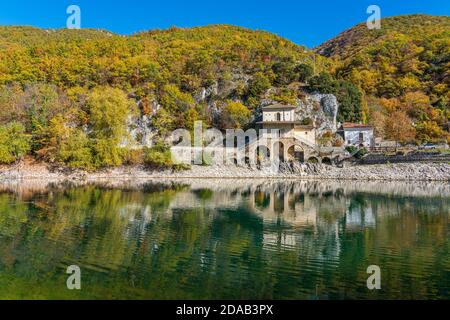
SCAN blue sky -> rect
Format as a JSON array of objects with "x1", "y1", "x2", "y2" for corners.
[{"x1": 0, "y1": 0, "x2": 448, "y2": 47}]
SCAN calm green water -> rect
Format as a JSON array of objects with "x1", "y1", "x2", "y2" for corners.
[{"x1": 0, "y1": 179, "x2": 449, "y2": 300}]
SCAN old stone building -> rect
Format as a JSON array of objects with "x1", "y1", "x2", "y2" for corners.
[
  {"x1": 254, "y1": 104, "x2": 319, "y2": 162},
  {"x1": 258, "y1": 104, "x2": 317, "y2": 143}
]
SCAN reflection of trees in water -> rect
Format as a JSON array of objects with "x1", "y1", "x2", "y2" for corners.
[{"x1": 0, "y1": 181, "x2": 449, "y2": 299}]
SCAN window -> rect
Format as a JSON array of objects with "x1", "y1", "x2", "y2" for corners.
[
  {"x1": 359, "y1": 132, "x2": 364, "y2": 142},
  {"x1": 276, "y1": 112, "x2": 281, "y2": 121}
]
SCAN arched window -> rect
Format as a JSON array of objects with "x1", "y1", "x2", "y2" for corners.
[{"x1": 276, "y1": 112, "x2": 281, "y2": 121}]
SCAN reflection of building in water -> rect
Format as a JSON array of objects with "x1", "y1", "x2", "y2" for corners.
[
  {"x1": 263, "y1": 233, "x2": 297, "y2": 248},
  {"x1": 345, "y1": 205, "x2": 376, "y2": 230},
  {"x1": 248, "y1": 189, "x2": 317, "y2": 228}
]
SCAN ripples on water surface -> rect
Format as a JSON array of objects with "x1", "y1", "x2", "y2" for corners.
[{"x1": 0, "y1": 179, "x2": 449, "y2": 299}]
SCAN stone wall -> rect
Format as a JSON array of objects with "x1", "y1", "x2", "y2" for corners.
[{"x1": 359, "y1": 152, "x2": 450, "y2": 165}]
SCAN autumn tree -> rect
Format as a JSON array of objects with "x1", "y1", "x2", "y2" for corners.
[
  {"x1": 384, "y1": 110, "x2": 416, "y2": 145},
  {"x1": 0, "y1": 122, "x2": 30, "y2": 164},
  {"x1": 246, "y1": 72, "x2": 271, "y2": 99},
  {"x1": 220, "y1": 101, "x2": 251, "y2": 129},
  {"x1": 86, "y1": 86, "x2": 135, "y2": 167},
  {"x1": 415, "y1": 121, "x2": 449, "y2": 143}
]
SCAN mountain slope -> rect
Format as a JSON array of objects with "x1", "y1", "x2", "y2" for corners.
[
  {"x1": 0, "y1": 17, "x2": 448, "y2": 170},
  {"x1": 0, "y1": 25, "x2": 328, "y2": 90},
  {"x1": 315, "y1": 14, "x2": 450, "y2": 142},
  {"x1": 316, "y1": 14, "x2": 449, "y2": 59},
  {"x1": 0, "y1": 25, "x2": 339, "y2": 168}
]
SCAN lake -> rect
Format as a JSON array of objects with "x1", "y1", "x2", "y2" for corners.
[{"x1": 0, "y1": 179, "x2": 449, "y2": 299}]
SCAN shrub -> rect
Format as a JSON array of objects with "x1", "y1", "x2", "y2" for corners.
[
  {"x1": 346, "y1": 146, "x2": 368, "y2": 159},
  {"x1": 37, "y1": 115, "x2": 95, "y2": 170},
  {"x1": 58, "y1": 129, "x2": 94, "y2": 170},
  {"x1": 345, "y1": 145, "x2": 358, "y2": 155},
  {"x1": 0, "y1": 122, "x2": 30, "y2": 164},
  {"x1": 92, "y1": 138, "x2": 123, "y2": 168},
  {"x1": 121, "y1": 148, "x2": 145, "y2": 165},
  {"x1": 300, "y1": 117, "x2": 313, "y2": 125},
  {"x1": 144, "y1": 142, "x2": 173, "y2": 169}
]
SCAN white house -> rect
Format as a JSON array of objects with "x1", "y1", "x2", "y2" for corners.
[{"x1": 339, "y1": 123, "x2": 374, "y2": 149}]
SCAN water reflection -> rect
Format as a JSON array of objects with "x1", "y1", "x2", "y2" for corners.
[{"x1": 0, "y1": 179, "x2": 449, "y2": 299}]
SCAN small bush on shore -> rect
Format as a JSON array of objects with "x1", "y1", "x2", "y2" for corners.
[
  {"x1": 58, "y1": 129, "x2": 95, "y2": 171},
  {"x1": 121, "y1": 148, "x2": 145, "y2": 165},
  {"x1": 346, "y1": 146, "x2": 368, "y2": 159},
  {"x1": 0, "y1": 122, "x2": 30, "y2": 164},
  {"x1": 144, "y1": 142, "x2": 173, "y2": 169}
]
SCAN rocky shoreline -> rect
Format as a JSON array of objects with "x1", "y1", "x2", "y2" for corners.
[{"x1": 1, "y1": 160, "x2": 449, "y2": 182}]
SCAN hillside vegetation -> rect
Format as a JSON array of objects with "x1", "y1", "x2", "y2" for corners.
[
  {"x1": 0, "y1": 25, "x2": 337, "y2": 169},
  {"x1": 316, "y1": 14, "x2": 450, "y2": 143},
  {"x1": 0, "y1": 15, "x2": 449, "y2": 169}
]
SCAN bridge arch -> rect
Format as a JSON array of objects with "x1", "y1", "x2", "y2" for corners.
[
  {"x1": 322, "y1": 157, "x2": 332, "y2": 165},
  {"x1": 256, "y1": 145, "x2": 271, "y2": 165},
  {"x1": 287, "y1": 145, "x2": 305, "y2": 162},
  {"x1": 273, "y1": 141, "x2": 285, "y2": 162},
  {"x1": 307, "y1": 156, "x2": 319, "y2": 164}
]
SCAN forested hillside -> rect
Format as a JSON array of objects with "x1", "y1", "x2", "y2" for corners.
[
  {"x1": 0, "y1": 25, "x2": 335, "y2": 169},
  {"x1": 0, "y1": 15, "x2": 448, "y2": 170},
  {"x1": 316, "y1": 14, "x2": 450, "y2": 143}
]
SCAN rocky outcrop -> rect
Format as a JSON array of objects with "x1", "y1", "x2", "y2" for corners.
[
  {"x1": 125, "y1": 114, "x2": 155, "y2": 147},
  {"x1": 254, "y1": 92, "x2": 340, "y2": 134},
  {"x1": 296, "y1": 93, "x2": 339, "y2": 133}
]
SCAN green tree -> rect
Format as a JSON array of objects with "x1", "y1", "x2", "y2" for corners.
[
  {"x1": 271, "y1": 57, "x2": 298, "y2": 86},
  {"x1": 153, "y1": 108, "x2": 176, "y2": 136},
  {"x1": 159, "y1": 84, "x2": 195, "y2": 113},
  {"x1": 220, "y1": 101, "x2": 251, "y2": 129},
  {"x1": 22, "y1": 83, "x2": 66, "y2": 152},
  {"x1": 308, "y1": 72, "x2": 337, "y2": 93},
  {"x1": 309, "y1": 73, "x2": 362, "y2": 122},
  {"x1": 246, "y1": 72, "x2": 271, "y2": 98},
  {"x1": 335, "y1": 80, "x2": 363, "y2": 123},
  {"x1": 295, "y1": 63, "x2": 314, "y2": 83},
  {"x1": 43, "y1": 115, "x2": 94, "y2": 169},
  {"x1": 58, "y1": 128, "x2": 94, "y2": 170},
  {"x1": 86, "y1": 86, "x2": 135, "y2": 167},
  {"x1": 0, "y1": 122, "x2": 30, "y2": 164}
]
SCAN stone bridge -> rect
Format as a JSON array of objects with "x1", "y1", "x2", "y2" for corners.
[
  {"x1": 170, "y1": 138, "x2": 346, "y2": 166},
  {"x1": 244, "y1": 136, "x2": 344, "y2": 165}
]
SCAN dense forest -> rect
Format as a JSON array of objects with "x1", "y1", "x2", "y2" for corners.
[
  {"x1": 316, "y1": 14, "x2": 450, "y2": 144},
  {"x1": 0, "y1": 14, "x2": 448, "y2": 169}
]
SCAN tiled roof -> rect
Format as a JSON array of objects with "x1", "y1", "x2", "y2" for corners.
[
  {"x1": 342, "y1": 122, "x2": 373, "y2": 129},
  {"x1": 261, "y1": 104, "x2": 296, "y2": 110},
  {"x1": 256, "y1": 121, "x2": 314, "y2": 128}
]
